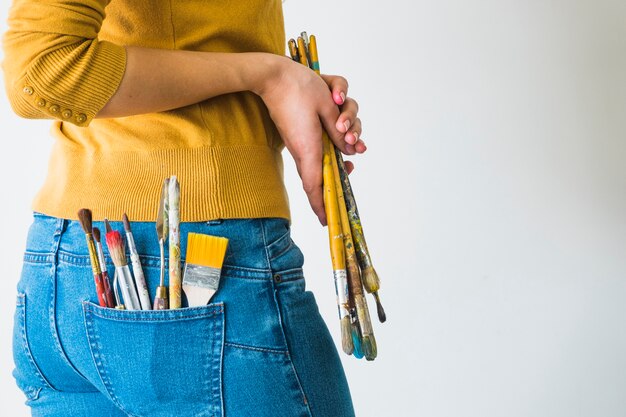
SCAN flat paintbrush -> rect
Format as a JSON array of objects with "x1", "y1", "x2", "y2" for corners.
[{"x1": 183, "y1": 233, "x2": 228, "y2": 306}]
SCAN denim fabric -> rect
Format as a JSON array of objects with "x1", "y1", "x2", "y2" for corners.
[{"x1": 12, "y1": 212, "x2": 356, "y2": 417}]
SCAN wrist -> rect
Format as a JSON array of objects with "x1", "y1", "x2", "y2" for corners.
[{"x1": 246, "y1": 52, "x2": 290, "y2": 98}]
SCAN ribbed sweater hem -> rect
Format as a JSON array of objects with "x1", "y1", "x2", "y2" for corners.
[{"x1": 31, "y1": 143, "x2": 291, "y2": 224}]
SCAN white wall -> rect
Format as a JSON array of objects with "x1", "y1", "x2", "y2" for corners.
[{"x1": 1, "y1": 0, "x2": 625, "y2": 416}]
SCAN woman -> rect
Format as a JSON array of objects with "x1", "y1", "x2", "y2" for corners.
[{"x1": 3, "y1": 0, "x2": 366, "y2": 416}]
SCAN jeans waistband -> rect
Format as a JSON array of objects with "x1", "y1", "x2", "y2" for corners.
[{"x1": 24, "y1": 212, "x2": 304, "y2": 281}]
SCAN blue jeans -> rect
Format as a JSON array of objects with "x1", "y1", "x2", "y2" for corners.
[{"x1": 12, "y1": 212, "x2": 355, "y2": 417}]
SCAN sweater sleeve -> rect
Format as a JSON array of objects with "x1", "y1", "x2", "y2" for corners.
[{"x1": 2, "y1": 0, "x2": 127, "y2": 127}]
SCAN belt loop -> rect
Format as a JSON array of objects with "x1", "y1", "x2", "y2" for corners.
[{"x1": 51, "y1": 217, "x2": 67, "y2": 255}]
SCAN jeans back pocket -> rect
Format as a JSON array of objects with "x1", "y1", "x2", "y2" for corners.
[{"x1": 82, "y1": 301, "x2": 225, "y2": 417}]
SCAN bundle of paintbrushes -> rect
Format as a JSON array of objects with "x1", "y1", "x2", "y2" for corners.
[
  {"x1": 78, "y1": 176, "x2": 228, "y2": 311},
  {"x1": 288, "y1": 32, "x2": 386, "y2": 361}
]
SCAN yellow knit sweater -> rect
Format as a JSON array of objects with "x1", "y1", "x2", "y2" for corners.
[{"x1": 2, "y1": 0, "x2": 290, "y2": 222}]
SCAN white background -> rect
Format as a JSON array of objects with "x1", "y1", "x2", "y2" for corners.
[{"x1": 1, "y1": 0, "x2": 626, "y2": 416}]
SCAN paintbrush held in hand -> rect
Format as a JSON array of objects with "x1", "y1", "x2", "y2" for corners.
[{"x1": 287, "y1": 31, "x2": 385, "y2": 360}]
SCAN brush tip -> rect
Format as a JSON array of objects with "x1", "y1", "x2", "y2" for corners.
[
  {"x1": 105, "y1": 230, "x2": 123, "y2": 250},
  {"x1": 105, "y1": 230, "x2": 126, "y2": 266},
  {"x1": 340, "y1": 316, "x2": 354, "y2": 355},
  {"x1": 93, "y1": 227, "x2": 101, "y2": 242},
  {"x1": 77, "y1": 208, "x2": 92, "y2": 234},
  {"x1": 104, "y1": 218, "x2": 112, "y2": 233},
  {"x1": 363, "y1": 335, "x2": 378, "y2": 361},
  {"x1": 374, "y1": 292, "x2": 387, "y2": 323},
  {"x1": 122, "y1": 213, "x2": 131, "y2": 232},
  {"x1": 351, "y1": 324, "x2": 364, "y2": 359}
]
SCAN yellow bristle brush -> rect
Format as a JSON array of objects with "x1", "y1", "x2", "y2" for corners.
[{"x1": 183, "y1": 233, "x2": 229, "y2": 306}]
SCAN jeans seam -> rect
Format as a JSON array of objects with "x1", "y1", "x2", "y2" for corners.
[
  {"x1": 16, "y1": 293, "x2": 55, "y2": 393},
  {"x1": 270, "y1": 282, "x2": 314, "y2": 416},
  {"x1": 50, "y1": 218, "x2": 92, "y2": 386},
  {"x1": 261, "y1": 220, "x2": 313, "y2": 416},
  {"x1": 82, "y1": 306, "x2": 140, "y2": 417}
]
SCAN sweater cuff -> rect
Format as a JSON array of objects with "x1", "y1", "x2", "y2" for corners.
[{"x1": 17, "y1": 40, "x2": 127, "y2": 127}]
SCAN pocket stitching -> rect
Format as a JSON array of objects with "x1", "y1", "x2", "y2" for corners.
[
  {"x1": 82, "y1": 300, "x2": 224, "y2": 322},
  {"x1": 82, "y1": 301, "x2": 224, "y2": 417},
  {"x1": 224, "y1": 341, "x2": 289, "y2": 355}
]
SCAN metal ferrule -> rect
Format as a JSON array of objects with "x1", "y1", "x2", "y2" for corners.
[
  {"x1": 85, "y1": 236, "x2": 102, "y2": 275},
  {"x1": 333, "y1": 269, "x2": 350, "y2": 319},
  {"x1": 95, "y1": 241, "x2": 107, "y2": 272}
]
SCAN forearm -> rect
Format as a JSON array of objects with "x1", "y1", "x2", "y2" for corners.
[{"x1": 97, "y1": 46, "x2": 283, "y2": 118}]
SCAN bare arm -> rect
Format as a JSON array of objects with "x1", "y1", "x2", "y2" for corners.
[{"x1": 97, "y1": 47, "x2": 280, "y2": 118}]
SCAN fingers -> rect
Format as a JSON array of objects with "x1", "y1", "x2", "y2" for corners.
[
  {"x1": 320, "y1": 74, "x2": 349, "y2": 106},
  {"x1": 294, "y1": 137, "x2": 327, "y2": 226},
  {"x1": 344, "y1": 160, "x2": 355, "y2": 175},
  {"x1": 335, "y1": 97, "x2": 359, "y2": 135}
]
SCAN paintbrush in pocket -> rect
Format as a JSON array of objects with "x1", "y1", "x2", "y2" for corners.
[{"x1": 182, "y1": 233, "x2": 228, "y2": 307}]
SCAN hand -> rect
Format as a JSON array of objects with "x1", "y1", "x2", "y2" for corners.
[{"x1": 257, "y1": 56, "x2": 366, "y2": 226}]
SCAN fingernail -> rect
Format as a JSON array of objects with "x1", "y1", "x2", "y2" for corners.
[
  {"x1": 343, "y1": 120, "x2": 351, "y2": 132},
  {"x1": 352, "y1": 131, "x2": 359, "y2": 141},
  {"x1": 339, "y1": 91, "x2": 346, "y2": 103}
]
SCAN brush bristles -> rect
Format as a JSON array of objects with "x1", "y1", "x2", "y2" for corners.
[
  {"x1": 185, "y1": 233, "x2": 229, "y2": 269},
  {"x1": 93, "y1": 227, "x2": 101, "y2": 242},
  {"x1": 373, "y1": 292, "x2": 387, "y2": 323},
  {"x1": 340, "y1": 316, "x2": 354, "y2": 355},
  {"x1": 351, "y1": 323, "x2": 364, "y2": 359},
  {"x1": 77, "y1": 208, "x2": 92, "y2": 234},
  {"x1": 122, "y1": 213, "x2": 131, "y2": 232},
  {"x1": 104, "y1": 218, "x2": 113, "y2": 233},
  {"x1": 363, "y1": 335, "x2": 377, "y2": 361},
  {"x1": 361, "y1": 267, "x2": 380, "y2": 293},
  {"x1": 105, "y1": 231, "x2": 127, "y2": 267}
]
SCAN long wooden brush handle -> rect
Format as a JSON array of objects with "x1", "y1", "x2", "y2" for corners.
[
  {"x1": 331, "y1": 144, "x2": 362, "y2": 298},
  {"x1": 322, "y1": 131, "x2": 350, "y2": 321},
  {"x1": 168, "y1": 176, "x2": 182, "y2": 309}
]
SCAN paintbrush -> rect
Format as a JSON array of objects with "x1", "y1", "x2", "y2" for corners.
[
  {"x1": 335, "y1": 147, "x2": 386, "y2": 323},
  {"x1": 93, "y1": 227, "x2": 115, "y2": 308},
  {"x1": 291, "y1": 35, "x2": 353, "y2": 354},
  {"x1": 322, "y1": 130, "x2": 353, "y2": 354},
  {"x1": 168, "y1": 176, "x2": 182, "y2": 309},
  {"x1": 105, "y1": 223, "x2": 142, "y2": 310},
  {"x1": 288, "y1": 38, "x2": 300, "y2": 63},
  {"x1": 122, "y1": 213, "x2": 151, "y2": 310},
  {"x1": 153, "y1": 177, "x2": 169, "y2": 310},
  {"x1": 77, "y1": 209, "x2": 108, "y2": 307},
  {"x1": 112, "y1": 270, "x2": 125, "y2": 310},
  {"x1": 183, "y1": 233, "x2": 228, "y2": 306},
  {"x1": 331, "y1": 145, "x2": 377, "y2": 360}
]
